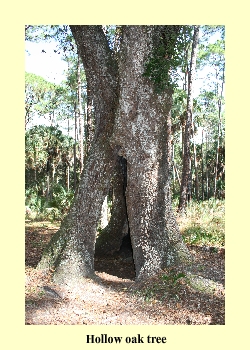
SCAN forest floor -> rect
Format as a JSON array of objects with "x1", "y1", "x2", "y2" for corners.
[{"x1": 25, "y1": 220, "x2": 225, "y2": 325}]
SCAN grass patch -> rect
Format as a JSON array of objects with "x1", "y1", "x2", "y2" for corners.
[
  {"x1": 25, "y1": 220, "x2": 61, "y2": 230},
  {"x1": 133, "y1": 268, "x2": 187, "y2": 302},
  {"x1": 174, "y1": 198, "x2": 225, "y2": 247}
]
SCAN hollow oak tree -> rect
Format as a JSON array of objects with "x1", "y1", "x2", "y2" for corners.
[{"x1": 38, "y1": 25, "x2": 192, "y2": 283}]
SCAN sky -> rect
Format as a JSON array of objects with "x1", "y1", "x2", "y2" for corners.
[
  {"x1": 25, "y1": 29, "x2": 223, "y2": 142},
  {"x1": 25, "y1": 40, "x2": 73, "y2": 133},
  {"x1": 25, "y1": 41, "x2": 68, "y2": 85}
]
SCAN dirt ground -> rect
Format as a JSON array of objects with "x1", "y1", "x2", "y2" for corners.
[{"x1": 25, "y1": 221, "x2": 225, "y2": 325}]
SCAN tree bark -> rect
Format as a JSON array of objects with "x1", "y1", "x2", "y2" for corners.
[
  {"x1": 38, "y1": 25, "x2": 192, "y2": 283},
  {"x1": 111, "y1": 26, "x2": 191, "y2": 279}
]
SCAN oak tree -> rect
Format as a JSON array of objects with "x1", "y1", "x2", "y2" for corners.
[{"x1": 38, "y1": 25, "x2": 192, "y2": 283}]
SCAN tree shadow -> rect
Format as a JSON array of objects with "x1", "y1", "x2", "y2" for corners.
[
  {"x1": 94, "y1": 234, "x2": 136, "y2": 280},
  {"x1": 94, "y1": 268, "x2": 225, "y2": 325}
]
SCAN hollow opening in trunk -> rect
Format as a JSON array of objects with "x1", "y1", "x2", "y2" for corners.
[
  {"x1": 94, "y1": 156, "x2": 135, "y2": 279},
  {"x1": 94, "y1": 232, "x2": 136, "y2": 280}
]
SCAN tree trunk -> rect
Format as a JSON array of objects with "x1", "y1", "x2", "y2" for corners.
[
  {"x1": 172, "y1": 144, "x2": 175, "y2": 193},
  {"x1": 84, "y1": 83, "x2": 95, "y2": 161},
  {"x1": 178, "y1": 25, "x2": 199, "y2": 212},
  {"x1": 77, "y1": 54, "x2": 84, "y2": 174},
  {"x1": 191, "y1": 117, "x2": 199, "y2": 200},
  {"x1": 33, "y1": 146, "x2": 37, "y2": 182},
  {"x1": 38, "y1": 25, "x2": 191, "y2": 284},
  {"x1": 201, "y1": 129, "x2": 204, "y2": 200},
  {"x1": 173, "y1": 161, "x2": 181, "y2": 187},
  {"x1": 73, "y1": 105, "x2": 78, "y2": 192},
  {"x1": 46, "y1": 174, "x2": 50, "y2": 202},
  {"x1": 38, "y1": 25, "x2": 120, "y2": 283},
  {"x1": 214, "y1": 65, "x2": 224, "y2": 198},
  {"x1": 66, "y1": 164, "x2": 70, "y2": 192},
  {"x1": 110, "y1": 26, "x2": 191, "y2": 280},
  {"x1": 206, "y1": 132, "x2": 209, "y2": 199}
]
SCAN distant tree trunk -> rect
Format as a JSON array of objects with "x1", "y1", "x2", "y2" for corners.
[
  {"x1": 33, "y1": 146, "x2": 37, "y2": 182},
  {"x1": 191, "y1": 118, "x2": 199, "y2": 200},
  {"x1": 173, "y1": 161, "x2": 181, "y2": 187},
  {"x1": 65, "y1": 164, "x2": 70, "y2": 192},
  {"x1": 77, "y1": 53, "x2": 84, "y2": 174},
  {"x1": 206, "y1": 132, "x2": 209, "y2": 199},
  {"x1": 180, "y1": 114, "x2": 185, "y2": 159},
  {"x1": 38, "y1": 25, "x2": 191, "y2": 284},
  {"x1": 214, "y1": 65, "x2": 224, "y2": 198},
  {"x1": 201, "y1": 129, "x2": 205, "y2": 200},
  {"x1": 179, "y1": 25, "x2": 199, "y2": 212},
  {"x1": 166, "y1": 109, "x2": 172, "y2": 182},
  {"x1": 73, "y1": 106, "x2": 78, "y2": 191},
  {"x1": 172, "y1": 144, "x2": 176, "y2": 193},
  {"x1": 46, "y1": 174, "x2": 50, "y2": 202}
]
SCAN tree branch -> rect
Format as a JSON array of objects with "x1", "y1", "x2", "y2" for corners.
[{"x1": 70, "y1": 25, "x2": 119, "y2": 138}]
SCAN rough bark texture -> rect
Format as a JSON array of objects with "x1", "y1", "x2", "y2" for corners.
[
  {"x1": 37, "y1": 140, "x2": 118, "y2": 283},
  {"x1": 38, "y1": 25, "x2": 192, "y2": 284},
  {"x1": 112, "y1": 26, "x2": 191, "y2": 280}
]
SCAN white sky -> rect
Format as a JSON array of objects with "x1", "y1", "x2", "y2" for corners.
[
  {"x1": 25, "y1": 41, "x2": 68, "y2": 84},
  {"x1": 25, "y1": 41, "x2": 74, "y2": 134}
]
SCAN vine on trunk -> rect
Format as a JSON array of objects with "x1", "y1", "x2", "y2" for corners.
[{"x1": 143, "y1": 26, "x2": 192, "y2": 93}]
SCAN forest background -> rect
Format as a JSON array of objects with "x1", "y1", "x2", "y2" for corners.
[{"x1": 24, "y1": 25, "x2": 225, "y2": 251}]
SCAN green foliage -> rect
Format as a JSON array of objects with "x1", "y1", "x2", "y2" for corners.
[
  {"x1": 133, "y1": 269, "x2": 186, "y2": 302},
  {"x1": 25, "y1": 25, "x2": 75, "y2": 53},
  {"x1": 143, "y1": 26, "x2": 193, "y2": 92},
  {"x1": 25, "y1": 125, "x2": 77, "y2": 221},
  {"x1": 25, "y1": 72, "x2": 54, "y2": 122},
  {"x1": 161, "y1": 271, "x2": 186, "y2": 284},
  {"x1": 175, "y1": 198, "x2": 225, "y2": 247},
  {"x1": 47, "y1": 184, "x2": 74, "y2": 214},
  {"x1": 143, "y1": 44, "x2": 174, "y2": 92},
  {"x1": 25, "y1": 184, "x2": 74, "y2": 222},
  {"x1": 25, "y1": 125, "x2": 74, "y2": 175},
  {"x1": 25, "y1": 186, "x2": 47, "y2": 213},
  {"x1": 25, "y1": 72, "x2": 73, "y2": 127}
]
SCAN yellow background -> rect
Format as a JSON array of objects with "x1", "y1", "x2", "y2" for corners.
[{"x1": 1, "y1": 1, "x2": 249, "y2": 348}]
